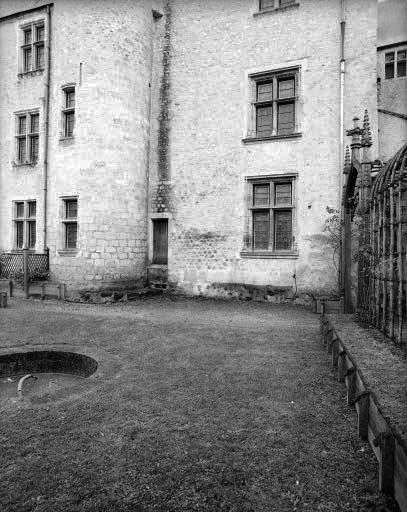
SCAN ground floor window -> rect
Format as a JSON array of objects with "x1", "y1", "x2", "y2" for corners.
[
  {"x1": 13, "y1": 200, "x2": 36, "y2": 249},
  {"x1": 152, "y1": 219, "x2": 168, "y2": 264},
  {"x1": 61, "y1": 197, "x2": 78, "y2": 250},
  {"x1": 241, "y1": 175, "x2": 297, "y2": 257}
]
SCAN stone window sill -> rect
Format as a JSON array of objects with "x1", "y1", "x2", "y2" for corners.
[
  {"x1": 57, "y1": 250, "x2": 79, "y2": 257},
  {"x1": 18, "y1": 69, "x2": 44, "y2": 78},
  {"x1": 59, "y1": 136, "x2": 75, "y2": 145},
  {"x1": 240, "y1": 251, "x2": 299, "y2": 259},
  {"x1": 254, "y1": 3, "x2": 299, "y2": 17},
  {"x1": 242, "y1": 132, "x2": 302, "y2": 144},
  {"x1": 12, "y1": 162, "x2": 38, "y2": 169}
]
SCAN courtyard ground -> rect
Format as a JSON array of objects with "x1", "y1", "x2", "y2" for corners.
[{"x1": 0, "y1": 296, "x2": 400, "y2": 512}]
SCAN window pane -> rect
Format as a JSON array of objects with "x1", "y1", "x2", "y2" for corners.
[
  {"x1": 275, "y1": 183, "x2": 292, "y2": 205},
  {"x1": 278, "y1": 78, "x2": 295, "y2": 98},
  {"x1": 30, "y1": 136, "x2": 39, "y2": 164},
  {"x1": 36, "y1": 44, "x2": 45, "y2": 69},
  {"x1": 28, "y1": 221, "x2": 36, "y2": 249},
  {"x1": 66, "y1": 90, "x2": 75, "y2": 108},
  {"x1": 274, "y1": 210, "x2": 292, "y2": 250},
  {"x1": 36, "y1": 26, "x2": 44, "y2": 41},
  {"x1": 65, "y1": 112, "x2": 75, "y2": 137},
  {"x1": 253, "y1": 184, "x2": 270, "y2": 206},
  {"x1": 23, "y1": 48, "x2": 32, "y2": 72},
  {"x1": 28, "y1": 201, "x2": 36, "y2": 218},
  {"x1": 385, "y1": 52, "x2": 395, "y2": 62},
  {"x1": 24, "y1": 29, "x2": 32, "y2": 44},
  {"x1": 16, "y1": 202, "x2": 25, "y2": 218},
  {"x1": 18, "y1": 138, "x2": 26, "y2": 163},
  {"x1": 385, "y1": 62, "x2": 395, "y2": 79},
  {"x1": 260, "y1": 0, "x2": 274, "y2": 9},
  {"x1": 277, "y1": 102, "x2": 295, "y2": 134},
  {"x1": 66, "y1": 200, "x2": 78, "y2": 219},
  {"x1": 256, "y1": 106, "x2": 273, "y2": 136},
  {"x1": 253, "y1": 211, "x2": 270, "y2": 250},
  {"x1": 19, "y1": 116, "x2": 27, "y2": 134},
  {"x1": 398, "y1": 50, "x2": 407, "y2": 60},
  {"x1": 65, "y1": 223, "x2": 77, "y2": 249},
  {"x1": 257, "y1": 82, "x2": 273, "y2": 102},
  {"x1": 16, "y1": 221, "x2": 24, "y2": 249},
  {"x1": 397, "y1": 60, "x2": 406, "y2": 77},
  {"x1": 31, "y1": 114, "x2": 39, "y2": 133}
]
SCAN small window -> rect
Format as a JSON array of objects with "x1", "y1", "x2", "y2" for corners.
[
  {"x1": 246, "y1": 68, "x2": 299, "y2": 140},
  {"x1": 15, "y1": 111, "x2": 39, "y2": 165},
  {"x1": 20, "y1": 22, "x2": 45, "y2": 73},
  {"x1": 242, "y1": 176, "x2": 296, "y2": 256},
  {"x1": 13, "y1": 200, "x2": 36, "y2": 249},
  {"x1": 62, "y1": 86, "x2": 76, "y2": 138},
  {"x1": 62, "y1": 198, "x2": 78, "y2": 250},
  {"x1": 397, "y1": 50, "x2": 406, "y2": 77},
  {"x1": 259, "y1": 0, "x2": 297, "y2": 10}
]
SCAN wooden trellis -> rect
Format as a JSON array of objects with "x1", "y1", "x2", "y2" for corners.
[
  {"x1": 369, "y1": 142, "x2": 407, "y2": 344},
  {"x1": 342, "y1": 111, "x2": 407, "y2": 344}
]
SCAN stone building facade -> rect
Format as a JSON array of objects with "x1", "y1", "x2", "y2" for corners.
[{"x1": 0, "y1": 0, "x2": 382, "y2": 297}]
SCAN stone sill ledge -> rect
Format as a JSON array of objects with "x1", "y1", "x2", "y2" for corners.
[
  {"x1": 242, "y1": 132, "x2": 302, "y2": 144},
  {"x1": 18, "y1": 69, "x2": 44, "y2": 78},
  {"x1": 12, "y1": 162, "x2": 38, "y2": 169},
  {"x1": 57, "y1": 250, "x2": 78, "y2": 257},
  {"x1": 253, "y1": 3, "x2": 299, "y2": 17},
  {"x1": 240, "y1": 251, "x2": 299, "y2": 259}
]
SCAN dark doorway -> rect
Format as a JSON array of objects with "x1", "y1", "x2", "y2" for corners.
[{"x1": 152, "y1": 219, "x2": 168, "y2": 264}]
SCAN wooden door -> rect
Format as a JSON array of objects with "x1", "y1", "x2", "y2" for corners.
[{"x1": 152, "y1": 219, "x2": 168, "y2": 264}]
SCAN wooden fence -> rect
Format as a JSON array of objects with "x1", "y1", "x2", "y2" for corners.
[
  {"x1": 320, "y1": 312, "x2": 407, "y2": 512},
  {"x1": 0, "y1": 250, "x2": 49, "y2": 280}
]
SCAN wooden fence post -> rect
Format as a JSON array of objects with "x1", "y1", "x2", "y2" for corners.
[
  {"x1": 0, "y1": 292, "x2": 7, "y2": 308},
  {"x1": 23, "y1": 247, "x2": 29, "y2": 299},
  {"x1": 345, "y1": 367, "x2": 356, "y2": 406},
  {"x1": 355, "y1": 391, "x2": 370, "y2": 440},
  {"x1": 338, "y1": 350, "x2": 347, "y2": 382},
  {"x1": 331, "y1": 338, "x2": 339, "y2": 369},
  {"x1": 374, "y1": 432, "x2": 395, "y2": 493}
]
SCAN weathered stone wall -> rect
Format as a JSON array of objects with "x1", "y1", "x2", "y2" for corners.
[
  {"x1": 150, "y1": 0, "x2": 378, "y2": 296},
  {"x1": 0, "y1": 0, "x2": 154, "y2": 289},
  {"x1": 377, "y1": 45, "x2": 407, "y2": 162}
]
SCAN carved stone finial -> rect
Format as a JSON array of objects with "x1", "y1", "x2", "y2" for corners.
[
  {"x1": 361, "y1": 109, "x2": 372, "y2": 147},
  {"x1": 344, "y1": 145, "x2": 351, "y2": 174}
]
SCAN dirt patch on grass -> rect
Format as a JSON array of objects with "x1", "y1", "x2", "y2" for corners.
[{"x1": 0, "y1": 297, "x2": 400, "y2": 511}]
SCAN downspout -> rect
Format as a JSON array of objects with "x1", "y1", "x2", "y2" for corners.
[
  {"x1": 339, "y1": 0, "x2": 346, "y2": 299},
  {"x1": 43, "y1": 5, "x2": 51, "y2": 251}
]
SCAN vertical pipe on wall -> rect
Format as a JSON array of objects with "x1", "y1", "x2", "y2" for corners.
[
  {"x1": 339, "y1": 0, "x2": 346, "y2": 297},
  {"x1": 389, "y1": 186, "x2": 395, "y2": 338},
  {"x1": 397, "y1": 185, "x2": 403, "y2": 343},
  {"x1": 42, "y1": 5, "x2": 51, "y2": 251}
]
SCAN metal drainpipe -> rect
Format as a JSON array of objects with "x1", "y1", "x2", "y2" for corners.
[
  {"x1": 339, "y1": 0, "x2": 346, "y2": 297},
  {"x1": 43, "y1": 5, "x2": 51, "y2": 251}
]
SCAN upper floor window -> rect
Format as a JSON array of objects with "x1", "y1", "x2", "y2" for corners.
[
  {"x1": 385, "y1": 50, "x2": 406, "y2": 79},
  {"x1": 245, "y1": 67, "x2": 300, "y2": 141},
  {"x1": 13, "y1": 200, "x2": 36, "y2": 249},
  {"x1": 15, "y1": 111, "x2": 39, "y2": 165},
  {"x1": 62, "y1": 86, "x2": 75, "y2": 138},
  {"x1": 259, "y1": 0, "x2": 297, "y2": 11},
  {"x1": 21, "y1": 22, "x2": 45, "y2": 73}
]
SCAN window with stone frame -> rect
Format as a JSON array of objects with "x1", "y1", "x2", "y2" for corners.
[
  {"x1": 385, "y1": 49, "x2": 406, "y2": 79},
  {"x1": 61, "y1": 85, "x2": 75, "y2": 138},
  {"x1": 20, "y1": 22, "x2": 45, "y2": 73},
  {"x1": 241, "y1": 176, "x2": 297, "y2": 256},
  {"x1": 13, "y1": 200, "x2": 36, "y2": 249},
  {"x1": 62, "y1": 198, "x2": 78, "y2": 250},
  {"x1": 259, "y1": 0, "x2": 297, "y2": 11},
  {"x1": 15, "y1": 111, "x2": 39, "y2": 165},
  {"x1": 245, "y1": 67, "x2": 300, "y2": 140}
]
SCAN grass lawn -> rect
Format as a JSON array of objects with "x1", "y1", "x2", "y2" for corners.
[{"x1": 0, "y1": 297, "x2": 400, "y2": 511}]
